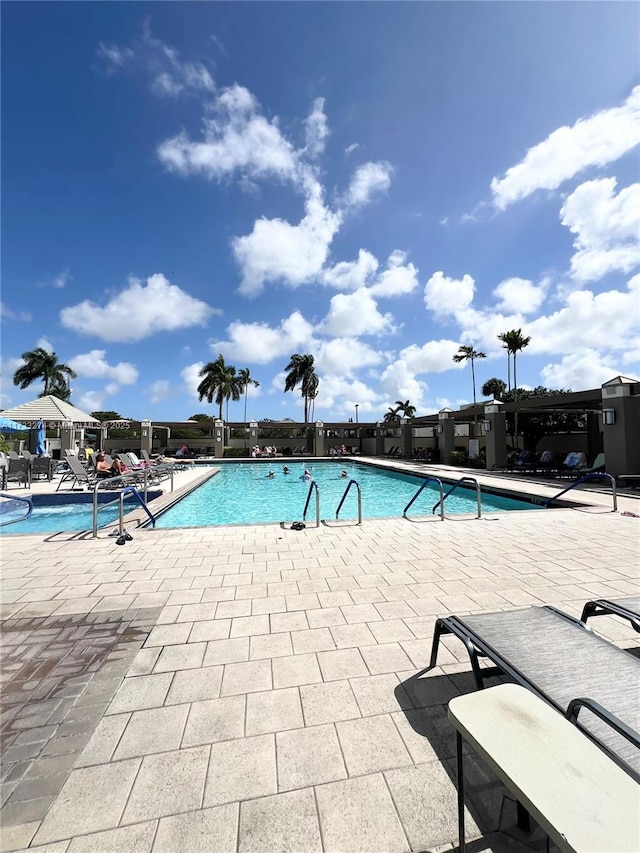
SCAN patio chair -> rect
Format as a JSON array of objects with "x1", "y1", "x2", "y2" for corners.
[
  {"x1": 429, "y1": 604, "x2": 640, "y2": 778},
  {"x1": 56, "y1": 455, "x2": 99, "y2": 491},
  {"x1": 31, "y1": 456, "x2": 54, "y2": 482},
  {"x1": 5, "y1": 458, "x2": 31, "y2": 489},
  {"x1": 581, "y1": 596, "x2": 640, "y2": 634}
]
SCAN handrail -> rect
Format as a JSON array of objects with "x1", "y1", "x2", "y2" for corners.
[
  {"x1": 432, "y1": 476, "x2": 482, "y2": 519},
  {"x1": 122, "y1": 485, "x2": 156, "y2": 527},
  {"x1": 0, "y1": 492, "x2": 34, "y2": 527},
  {"x1": 302, "y1": 479, "x2": 320, "y2": 528},
  {"x1": 404, "y1": 476, "x2": 445, "y2": 521},
  {"x1": 335, "y1": 479, "x2": 362, "y2": 524},
  {"x1": 544, "y1": 472, "x2": 617, "y2": 511},
  {"x1": 92, "y1": 472, "x2": 142, "y2": 538}
]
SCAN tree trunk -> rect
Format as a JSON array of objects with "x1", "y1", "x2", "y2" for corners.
[
  {"x1": 514, "y1": 354, "x2": 518, "y2": 442},
  {"x1": 244, "y1": 389, "x2": 248, "y2": 450},
  {"x1": 471, "y1": 357, "x2": 477, "y2": 423},
  {"x1": 507, "y1": 354, "x2": 511, "y2": 391}
]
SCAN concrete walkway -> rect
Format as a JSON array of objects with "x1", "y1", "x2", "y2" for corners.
[{"x1": 1, "y1": 469, "x2": 639, "y2": 852}]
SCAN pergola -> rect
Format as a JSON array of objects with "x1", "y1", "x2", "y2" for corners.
[{"x1": 0, "y1": 395, "x2": 100, "y2": 427}]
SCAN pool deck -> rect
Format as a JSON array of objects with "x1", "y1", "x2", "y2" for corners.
[{"x1": 1, "y1": 460, "x2": 639, "y2": 852}]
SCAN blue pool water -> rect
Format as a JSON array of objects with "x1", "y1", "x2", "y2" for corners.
[
  {"x1": 155, "y1": 461, "x2": 542, "y2": 528},
  {"x1": 0, "y1": 493, "x2": 152, "y2": 535}
]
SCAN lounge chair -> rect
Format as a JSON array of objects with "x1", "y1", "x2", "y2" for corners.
[
  {"x1": 429, "y1": 605, "x2": 640, "y2": 778},
  {"x1": 579, "y1": 452, "x2": 606, "y2": 476},
  {"x1": 581, "y1": 596, "x2": 640, "y2": 634},
  {"x1": 31, "y1": 456, "x2": 54, "y2": 481},
  {"x1": 56, "y1": 455, "x2": 99, "y2": 491},
  {"x1": 5, "y1": 458, "x2": 31, "y2": 489}
]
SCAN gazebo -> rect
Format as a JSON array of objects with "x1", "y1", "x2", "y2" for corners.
[{"x1": 0, "y1": 396, "x2": 100, "y2": 455}]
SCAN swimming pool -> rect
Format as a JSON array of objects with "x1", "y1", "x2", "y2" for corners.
[
  {"x1": 154, "y1": 461, "x2": 542, "y2": 528},
  {"x1": 0, "y1": 491, "x2": 161, "y2": 535}
]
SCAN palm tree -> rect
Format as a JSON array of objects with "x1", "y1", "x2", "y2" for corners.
[
  {"x1": 499, "y1": 329, "x2": 531, "y2": 440},
  {"x1": 197, "y1": 354, "x2": 242, "y2": 420},
  {"x1": 238, "y1": 368, "x2": 259, "y2": 449},
  {"x1": 394, "y1": 400, "x2": 416, "y2": 418},
  {"x1": 481, "y1": 378, "x2": 506, "y2": 400},
  {"x1": 452, "y1": 345, "x2": 486, "y2": 420},
  {"x1": 238, "y1": 369, "x2": 260, "y2": 425},
  {"x1": 283, "y1": 354, "x2": 319, "y2": 422},
  {"x1": 13, "y1": 348, "x2": 77, "y2": 400},
  {"x1": 497, "y1": 332, "x2": 512, "y2": 391},
  {"x1": 383, "y1": 406, "x2": 400, "y2": 423}
]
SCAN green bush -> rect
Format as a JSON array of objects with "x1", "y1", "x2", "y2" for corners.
[
  {"x1": 223, "y1": 447, "x2": 249, "y2": 458},
  {"x1": 449, "y1": 451, "x2": 468, "y2": 466}
]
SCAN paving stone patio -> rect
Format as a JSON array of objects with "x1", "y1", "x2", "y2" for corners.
[{"x1": 1, "y1": 481, "x2": 638, "y2": 852}]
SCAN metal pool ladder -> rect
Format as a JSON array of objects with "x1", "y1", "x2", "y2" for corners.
[
  {"x1": 302, "y1": 479, "x2": 321, "y2": 528},
  {"x1": 544, "y1": 472, "x2": 617, "y2": 512},
  {"x1": 433, "y1": 476, "x2": 482, "y2": 519},
  {"x1": 335, "y1": 479, "x2": 362, "y2": 524},
  {"x1": 404, "y1": 476, "x2": 445, "y2": 521},
  {"x1": 0, "y1": 492, "x2": 33, "y2": 527}
]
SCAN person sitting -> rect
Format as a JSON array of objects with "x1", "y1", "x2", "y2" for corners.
[
  {"x1": 251, "y1": 446, "x2": 262, "y2": 458},
  {"x1": 94, "y1": 452, "x2": 125, "y2": 479}
]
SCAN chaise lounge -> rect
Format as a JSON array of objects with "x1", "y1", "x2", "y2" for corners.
[
  {"x1": 581, "y1": 596, "x2": 640, "y2": 634},
  {"x1": 429, "y1": 604, "x2": 640, "y2": 778}
]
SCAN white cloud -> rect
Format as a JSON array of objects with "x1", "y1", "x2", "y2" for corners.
[
  {"x1": 319, "y1": 288, "x2": 395, "y2": 337},
  {"x1": 491, "y1": 86, "x2": 640, "y2": 209},
  {"x1": 400, "y1": 339, "x2": 465, "y2": 374},
  {"x1": 378, "y1": 360, "x2": 428, "y2": 412},
  {"x1": 0, "y1": 303, "x2": 32, "y2": 322},
  {"x1": 98, "y1": 29, "x2": 213, "y2": 97},
  {"x1": 68, "y1": 350, "x2": 138, "y2": 385},
  {"x1": 60, "y1": 273, "x2": 215, "y2": 342},
  {"x1": 76, "y1": 391, "x2": 105, "y2": 413},
  {"x1": 424, "y1": 271, "x2": 475, "y2": 317},
  {"x1": 233, "y1": 194, "x2": 341, "y2": 296},
  {"x1": 53, "y1": 268, "x2": 72, "y2": 289},
  {"x1": 370, "y1": 251, "x2": 419, "y2": 297},
  {"x1": 312, "y1": 374, "x2": 383, "y2": 417},
  {"x1": 344, "y1": 161, "x2": 392, "y2": 208},
  {"x1": 493, "y1": 277, "x2": 546, "y2": 314},
  {"x1": 560, "y1": 178, "x2": 640, "y2": 283},
  {"x1": 322, "y1": 250, "x2": 379, "y2": 291},
  {"x1": 181, "y1": 362, "x2": 204, "y2": 400},
  {"x1": 158, "y1": 84, "x2": 297, "y2": 184},
  {"x1": 304, "y1": 98, "x2": 329, "y2": 159},
  {"x1": 36, "y1": 337, "x2": 54, "y2": 353},
  {"x1": 527, "y1": 273, "x2": 640, "y2": 356},
  {"x1": 540, "y1": 350, "x2": 623, "y2": 390},
  {"x1": 315, "y1": 338, "x2": 383, "y2": 377},
  {"x1": 345, "y1": 143, "x2": 360, "y2": 156},
  {"x1": 147, "y1": 380, "x2": 172, "y2": 403},
  {"x1": 210, "y1": 311, "x2": 315, "y2": 365},
  {"x1": 97, "y1": 43, "x2": 134, "y2": 70}
]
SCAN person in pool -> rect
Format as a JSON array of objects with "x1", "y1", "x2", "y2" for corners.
[
  {"x1": 340, "y1": 469, "x2": 348, "y2": 477},
  {"x1": 267, "y1": 470, "x2": 275, "y2": 478},
  {"x1": 300, "y1": 469, "x2": 312, "y2": 481},
  {"x1": 282, "y1": 466, "x2": 290, "y2": 474}
]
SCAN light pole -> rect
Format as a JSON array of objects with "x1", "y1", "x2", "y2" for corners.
[{"x1": 355, "y1": 404, "x2": 359, "y2": 425}]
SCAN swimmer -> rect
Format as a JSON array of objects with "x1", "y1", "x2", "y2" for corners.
[
  {"x1": 300, "y1": 468, "x2": 312, "y2": 481},
  {"x1": 340, "y1": 470, "x2": 348, "y2": 477},
  {"x1": 282, "y1": 466, "x2": 290, "y2": 474},
  {"x1": 267, "y1": 470, "x2": 275, "y2": 478}
]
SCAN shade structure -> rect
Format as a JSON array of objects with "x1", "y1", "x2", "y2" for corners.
[
  {"x1": 0, "y1": 396, "x2": 100, "y2": 428},
  {"x1": 35, "y1": 418, "x2": 46, "y2": 455},
  {"x1": 0, "y1": 416, "x2": 29, "y2": 433}
]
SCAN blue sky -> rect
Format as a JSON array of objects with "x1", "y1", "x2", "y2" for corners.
[{"x1": 2, "y1": 2, "x2": 639, "y2": 422}]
